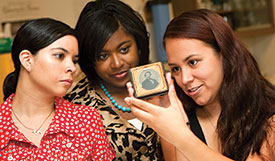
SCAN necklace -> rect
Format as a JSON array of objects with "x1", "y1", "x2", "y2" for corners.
[
  {"x1": 100, "y1": 82, "x2": 131, "y2": 112},
  {"x1": 11, "y1": 108, "x2": 54, "y2": 135}
]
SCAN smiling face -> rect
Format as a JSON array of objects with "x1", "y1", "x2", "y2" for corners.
[
  {"x1": 94, "y1": 27, "x2": 139, "y2": 88},
  {"x1": 29, "y1": 35, "x2": 79, "y2": 97},
  {"x1": 166, "y1": 38, "x2": 224, "y2": 107}
]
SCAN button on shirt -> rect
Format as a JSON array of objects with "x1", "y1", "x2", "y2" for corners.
[{"x1": 0, "y1": 94, "x2": 115, "y2": 161}]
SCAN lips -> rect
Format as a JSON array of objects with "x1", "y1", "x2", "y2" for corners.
[
  {"x1": 61, "y1": 79, "x2": 73, "y2": 86},
  {"x1": 187, "y1": 84, "x2": 203, "y2": 96},
  {"x1": 113, "y1": 71, "x2": 128, "y2": 79}
]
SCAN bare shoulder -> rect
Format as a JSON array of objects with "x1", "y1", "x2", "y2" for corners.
[
  {"x1": 266, "y1": 114, "x2": 275, "y2": 139},
  {"x1": 266, "y1": 114, "x2": 275, "y2": 136},
  {"x1": 246, "y1": 115, "x2": 275, "y2": 161},
  {"x1": 260, "y1": 114, "x2": 275, "y2": 160}
]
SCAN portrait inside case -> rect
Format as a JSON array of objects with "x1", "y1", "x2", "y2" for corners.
[{"x1": 128, "y1": 62, "x2": 168, "y2": 99}]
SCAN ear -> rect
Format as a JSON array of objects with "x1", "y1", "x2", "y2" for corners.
[{"x1": 19, "y1": 50, "x2": 33, "y2": 72}]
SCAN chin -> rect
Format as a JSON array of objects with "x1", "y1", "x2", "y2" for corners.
[
  {"x1": 194, "y1": 99, "x2": 207, "y2": 106},
  {"x1": 116, "y1": 83, "x2": 127, "y2": 89},
  {"x1": 195, "y1": 102, "x2": 205, "y2": 106},
  {"x1": 113, "y1": 80, "x2": 128, "y2": 88},
  {"x1": 54, "y1": 90, "x2": 68, "y2": 98}
]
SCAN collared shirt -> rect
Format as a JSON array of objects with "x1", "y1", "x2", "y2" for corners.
[
  {"x1": 65, "y1": 77, "x2": 164, "y2": 161},
  {"x1": 0, "y1": 94, "x2": 115, "y2": 161}
]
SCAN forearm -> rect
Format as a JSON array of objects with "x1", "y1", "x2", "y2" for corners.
[
  {"x1": 172, "y1": 129, "x2": 233, "y2": 161},
  {"x1": 161, "y1": 137, "x2": 190, "y2": 161},
  {"x1": 160, "y1": 137, "x2": 176, "y2": 161}
]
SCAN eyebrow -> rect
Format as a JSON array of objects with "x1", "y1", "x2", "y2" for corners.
[
  {"x1": 168, "y1": 54, "x2": 198, "y2": 66},
  {"x1": 101, "y1": 40, "x2": 132, "y2": 52},
  {"x1": 51, "y1": 47, "x2": 69, "y2": 53},
  {"x1": 51, "y1": 47, "x2": 79, "y2": 58}
]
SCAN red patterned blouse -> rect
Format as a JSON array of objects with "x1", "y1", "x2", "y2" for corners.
[{"x1": 0, "y1": 94, "x2": 115, "y2": 161}]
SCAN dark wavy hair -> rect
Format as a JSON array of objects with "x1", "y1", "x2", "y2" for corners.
[
  {"x1": 75, "y1": 0, "x2": 149, "y2": 84},
  {"x1": 163, "y1": 9, "x2": 275, "y2": 160},
  {"x1": 3, "y1": 18, "x2": 76, "y2": 100}
]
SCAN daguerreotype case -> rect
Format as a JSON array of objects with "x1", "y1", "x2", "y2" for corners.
[{"x1": 128, "y1": 62, "x2": 168, "y2": 99}]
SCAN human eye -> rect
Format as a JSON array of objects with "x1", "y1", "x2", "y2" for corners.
[
  {"x1": 73, "y1": 57, "x2": 79, "y2": 64},
  {"x1": 188, "y1": 59, "x2": 198, "y2": 66},
  {"x1": 119, "y1": 46, "x2": 130, "y2": 54},
  {"x1": 98, "y1": 53, "x2": 109, "y2": 60},
  {"x1": 171, "y1": 66, "x2": 181, "y2": 74},
  {"x1": 54, "y1": 53, "x2": 64, "y2": 60}
]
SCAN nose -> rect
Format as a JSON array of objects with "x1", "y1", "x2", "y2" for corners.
[
  {"x1": 66, "y1": 60, "x2": 77, "y2": 74},
  {"x1": 181, "y1": 68, "x2": 193, "y2": 85},
  {"x1": 110, "y1": 53, "x2": 123, "y2": 69}
]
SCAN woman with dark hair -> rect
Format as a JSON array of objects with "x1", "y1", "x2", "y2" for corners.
[
  {"x1": 125, "y1": 9, "x2": 275, "y2": 161},
  {"x1": 64, "y1": 0, "x2": 166, "y2": 160},
  {"x1": 1, "y1": 18, "x2": 115, "y2": 160}
]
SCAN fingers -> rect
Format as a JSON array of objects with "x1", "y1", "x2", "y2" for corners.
[
  {"x1": 166, "y1": 73, "x2": 180, "y2": 105},
  {"x1": 130, "y1": 105, "x2": 152, "y2": 125},
  {"x1": 166, "y1": 72, "x2": 173, "y2": 85},
  {"x1": 159, "y1": 94, "x2": 170, "y2": 107},
  {"x1": 166, "y1": 73, "x2": 186, "y2": 114},
  {"x1": 125, "y1": 96, "x2": 159, "y2": 114},
  {"x1": 126, "y1": 82, "x2": 134, "y2": 97},
  {"x1": 145, "y1": 96, "x2": 162, "y2": 106},
  {"x1": 124, "y1": 96, "x2": 158, "y2": 126}
]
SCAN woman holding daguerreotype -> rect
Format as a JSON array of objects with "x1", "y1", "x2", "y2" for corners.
[{"x1": 125, "y1": 9, "x2": 275, "y2": 161}]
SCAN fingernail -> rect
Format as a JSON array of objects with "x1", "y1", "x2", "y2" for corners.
[
  {"x1": 126, "y1": 82, "x2": 131, "y2": 87},
  {"x1": 124, "y1": 97, "x2": 130, "y2": 104}
]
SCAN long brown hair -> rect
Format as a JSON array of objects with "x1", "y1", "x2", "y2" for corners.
[{"x1": 163, "y1": 9, "x2": 275, "y2": 160}]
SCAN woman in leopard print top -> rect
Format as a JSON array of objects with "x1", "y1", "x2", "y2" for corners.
[
  {"x1": 65, "y1": 0, "x2": 171, "y2": 160},
  {"x1": 65, "y1": 77, "x2": 164, "y2": 160}
]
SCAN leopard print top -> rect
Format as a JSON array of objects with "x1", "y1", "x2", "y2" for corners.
[{"x1": 64, "y1": 77, "x2": 164, "y2": 161}]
